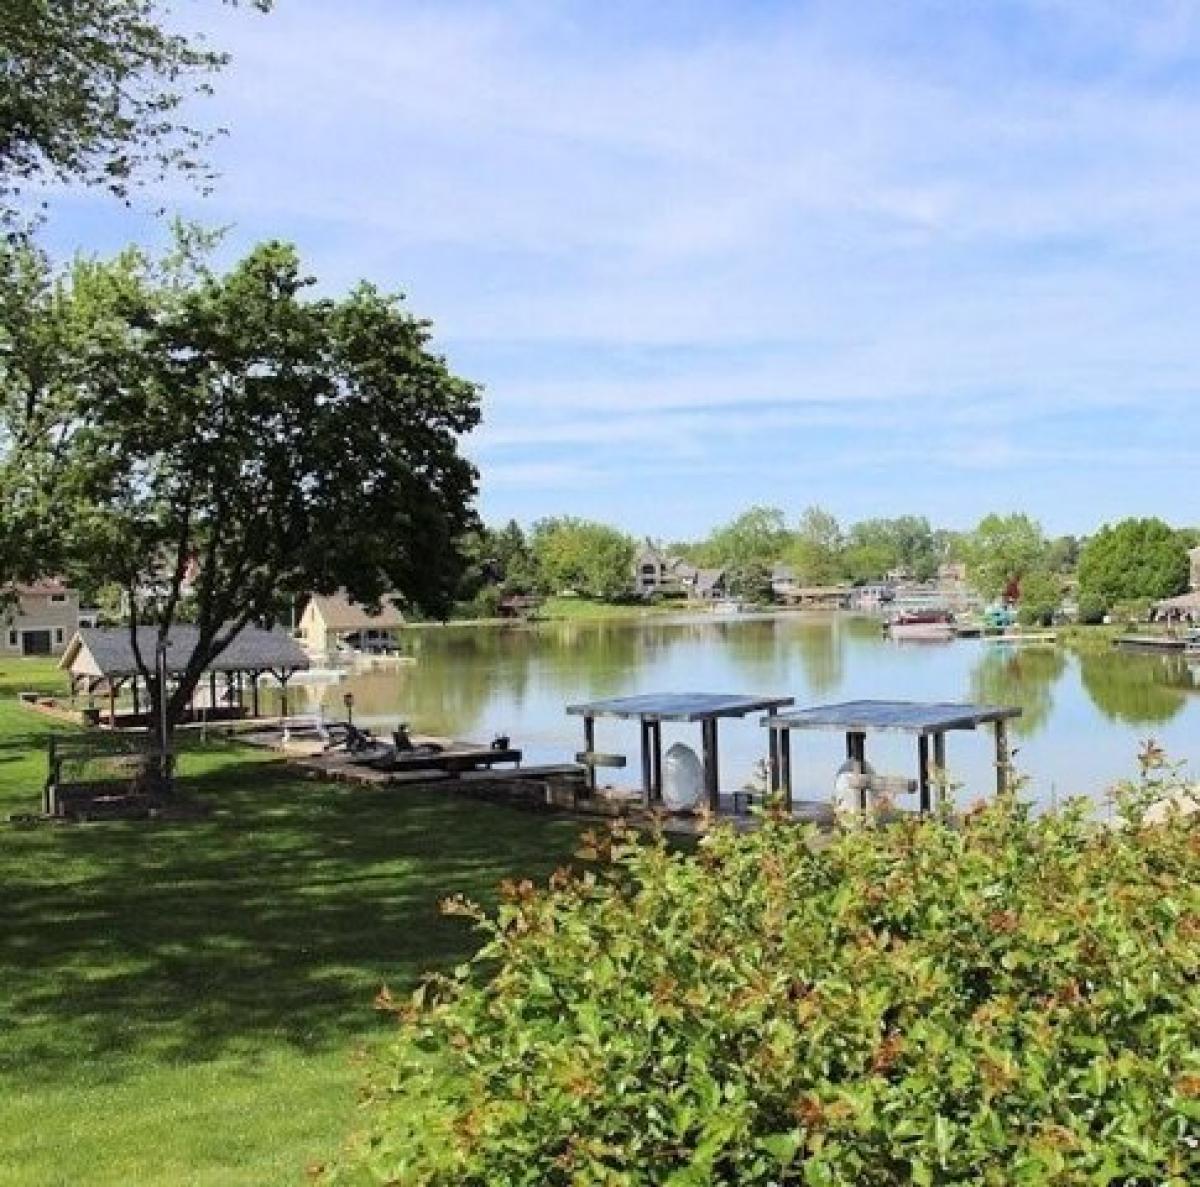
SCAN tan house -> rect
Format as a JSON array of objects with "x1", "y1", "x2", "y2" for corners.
[
  {"x1": 297, "y1": 591, "x2": 406, "y2": 657},
  {"x1": 1, "y1": 581, "x2": 81, "y2": 656}
]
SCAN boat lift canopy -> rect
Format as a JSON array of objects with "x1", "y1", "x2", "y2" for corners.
[
  {"x1": 566, "y1": 692, "x2": 794, "y2": 809},
  {"x1": 762, "y1": 699, "x2": 1023, "y2": 813}
]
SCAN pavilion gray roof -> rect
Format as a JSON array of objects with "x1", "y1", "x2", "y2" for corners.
[
  {"x1": 763, "y1": 699, "x2": 1021, "y2": 736},
  {"x1": 567, "y1": 692, "x2": 794, "y2": 722},
  {"x1": 1155, "y1": 591, "x2": 1200, "y2": 612},
  {"x1": 60, "y1": 626, "x2": 310, "y2": 679}
]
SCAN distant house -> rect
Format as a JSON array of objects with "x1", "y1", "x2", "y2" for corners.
[
  {"x1": 1, "y1": 580, "x2": 80, "y2": 656},
  {"x1": 781, "y1": 585, "x2": 852, "y2": 610},
  {"x1": 937, "y1": 562, "x2": 968, "y2": 587},
  {"x1": 851, "y1": 583, "x2": 895, "y2": 610},
  {"x1": 498, "y1": 593, "x2": 543, "y2": 619},
  {"x1": 632, "y1": 543, "x2": 697, "y2": 598},
  {"x1": 297, "y1": 591, "x2": 406, "y2": 657},
  {"x1": 692, "y1": 568, "x2": 728, "y2": 601},
  {"x1": 770, "y1": 565, "x2": 796, "y2": 601}
]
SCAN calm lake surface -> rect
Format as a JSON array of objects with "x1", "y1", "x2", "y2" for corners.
[{"x1": 290, "y1": 613, "x2": 1200, "y2": 810}]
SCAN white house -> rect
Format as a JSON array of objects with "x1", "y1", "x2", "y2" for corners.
[{"x1": 1, "y1": 581, "x2": 81, "y2": 656}]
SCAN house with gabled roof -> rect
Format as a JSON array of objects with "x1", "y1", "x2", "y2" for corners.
[
  {"x1": 297, "y1": 591, "x2": 406, "y2": 657},
  {"x1": 1, "y1": 580, "x2": 81, "y2": 656}
]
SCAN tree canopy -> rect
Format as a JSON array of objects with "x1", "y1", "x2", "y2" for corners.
[
  {"x1": 0, "y1": 0, "x2": 269, "y2": 219},
  {"x1": 961, "y1": 513, "x2": 1048, "y2": 601},
  {"x1": 786, "y1": 505, "x2": 844, "y2": 585},
  {"x1": 530, "y1": 517, "x2": 634, "y2": 601},
  {"x1": 1077, "y1": 518, "x2": 1189, "y2": 617},
  {"x1": 690, "y1": 506, "x2": 790, "y2": 570},
  {"x1": 843, "y1": 515, "x2": 941, "y2": 583},
  {"x1": 0, "y1": 234, "x2": 479, "y2": 730}
]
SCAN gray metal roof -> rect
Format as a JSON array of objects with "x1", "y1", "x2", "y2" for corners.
[
  {"x1": 763, "y1": 699, "x2": 1021, "y2": 735},
  {"x1": 567, "y1": 692, "x2": 794, "y2": 722},
  {"x1": 61, "y1": 626, "x2": 310, "y2": 679}
]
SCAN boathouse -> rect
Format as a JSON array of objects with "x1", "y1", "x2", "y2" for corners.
[{"x1": 297, "y1": 590, "x2": 406, "y2": 657}]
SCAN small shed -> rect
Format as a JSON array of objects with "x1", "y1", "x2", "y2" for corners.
[
  {"x1": 60, "y1": 626, "x2": 310, "y2": 725},
  {"x1": 298, "y1": 591, "x2": 406, "y2": 656}
]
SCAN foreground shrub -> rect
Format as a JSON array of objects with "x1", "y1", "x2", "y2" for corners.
[{"x1": 323, "y1": 789, "x2": 1200, "y2": 1185}]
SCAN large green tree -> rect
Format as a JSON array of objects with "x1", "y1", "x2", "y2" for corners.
[
  {"x1": 529, "y1": 517, "x2": 634, "y2": 601},
  {"x1": 843, "y1": 515, "x2": 939, "y2": 583},
  {"x1": 1077, "y1": 518, "x2": 1189, "y2": 617},
  {"x1": 961, "y1": 513, "x2": 1048, "y2": 601},
  {"x1": 692, "y1": 506, "x2": 790, "y2": 570},
  {"x1": 0, "y1": 235, "x2": 480, "y2": 741},
  {"x1": 786, "y1": 505, "x2": 844, "y2": 585},
  {"x1": 0, "y1": 0, "x2": 269, "y2": 218}
]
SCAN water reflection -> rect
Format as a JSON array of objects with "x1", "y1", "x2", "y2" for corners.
[
  {"x1": 1077, "y1": 650, "x2": 1190, "y2": 726},
  {"x1": 969, "y1": 645, "x2": 1066, "y2": 736}
]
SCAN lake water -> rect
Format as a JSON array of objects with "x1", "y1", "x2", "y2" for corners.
[{"x1": 287, "y1": 613, "x2": 1200, "y2": 810}]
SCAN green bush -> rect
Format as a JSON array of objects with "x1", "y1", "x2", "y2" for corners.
[{"x1": 323, "y1": 788, "x2": 1200, "y2": 1185}]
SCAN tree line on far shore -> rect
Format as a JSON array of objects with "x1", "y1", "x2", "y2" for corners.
[{"x1": 454, "y1": 508, "x2": 1198, "y2": 624}]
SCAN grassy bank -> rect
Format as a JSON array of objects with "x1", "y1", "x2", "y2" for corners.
[
  {"x1": 0, "y1": 662, "x2": 582, "y2": 1185},
  {"x1": 537, "y1": 596, "x2": 693, "y2": 621}
]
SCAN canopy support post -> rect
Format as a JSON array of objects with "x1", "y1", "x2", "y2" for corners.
[
  {"x1": 933, "y1": 732, "x2": 947, "y2": 808},
  {"x1": 701, "y1": 719, "x2": 720, "y2": 812},
  {"x1": 917, "y1": 735, "x2": 932, "y2": 814},
  {"x1": 993, "y1": 719, "x2": 1011, "y2": 797},
  {"x1": 582, "y1": 716, "x2": 596, "y2": 793}
]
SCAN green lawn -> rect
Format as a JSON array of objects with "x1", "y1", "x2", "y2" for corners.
[
  {"x1": 538, "y1": 595, "x2": 681, "y2": 621},
  {"x1": 0, "y1": 660, "x2": 582, "y2": 1185}
]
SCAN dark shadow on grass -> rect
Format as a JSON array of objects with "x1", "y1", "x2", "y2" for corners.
[{"x1": 0, "y1": 750, "x2": 584, "y2": 1083}]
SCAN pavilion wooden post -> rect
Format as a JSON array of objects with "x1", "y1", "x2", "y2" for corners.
[
  {"x1": 279, "y1": 672, "x2": 290, "y2": 722},
  {"x1": 250, "y1": 671, "x2": 260, "y2": 719},
  {"x1": 107, "y1": 681, "x2": 116, "y2": 725},
  {"x1": 131, "y1": 678, "x2": 140, "y2": 717},
  {"x1": 583, "y1": 716, "x2": 597, "y2": 793},
  {"x1": 209, "y1": 671, "x2": 218, "y2": 714},
  {"x1": 701, "y1": 719, "x2": 720, "y2": 812},
  {"x1": 993, "y1": 719, "x2": 1011, "y2": 796},
  {"x1": 917, "y1": 735, "x2": 932, "y2": 814}
]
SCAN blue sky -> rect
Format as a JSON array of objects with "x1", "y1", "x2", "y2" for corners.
[{"x1": 36, "y1": 0, "x2": 1200, "y2": 537}]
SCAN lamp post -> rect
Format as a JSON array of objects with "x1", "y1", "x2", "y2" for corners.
[
  {"x1": 343, "y1": 691, "x2": 354, "y2": 728},
  {"x1": 156, "y1": 637, "x2": 171, "y2": 790}
]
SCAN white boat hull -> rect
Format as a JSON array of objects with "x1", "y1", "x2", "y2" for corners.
[{"x1": 888, "y1": 623, "x2": 956, "y2": 641}]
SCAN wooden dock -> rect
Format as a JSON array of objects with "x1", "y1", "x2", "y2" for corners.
[{"x1": 1115, "y1": 635, "x2": 1188, "y2": 653}]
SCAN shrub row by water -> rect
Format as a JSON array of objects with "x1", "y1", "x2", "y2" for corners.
[{"x1": 323, "y1": 776, "x2": 1200, "y2": 1185}]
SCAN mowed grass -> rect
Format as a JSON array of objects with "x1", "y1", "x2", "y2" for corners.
[{"x1": 0, "y1": 658, "x2": 583, "y2": 1185}]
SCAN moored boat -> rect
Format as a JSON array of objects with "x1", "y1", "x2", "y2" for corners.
[{"x1": 885, "y1": 610, "x2": 956, "y2": 641}]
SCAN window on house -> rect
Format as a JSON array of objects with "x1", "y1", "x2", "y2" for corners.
[
  {"x1": 7, "y1": 631, "x2": 16, "y2": 647},
  {"x1": 50, "y1": 593, "x2": 67, "y2": 603},
  {"x1": 55, "y1": 628, "x2": 64, "y2": 644}
]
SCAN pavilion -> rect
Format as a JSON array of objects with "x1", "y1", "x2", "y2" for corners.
[{"x1": 60, "y1": 626, "x2": 310, "y2": 726}]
